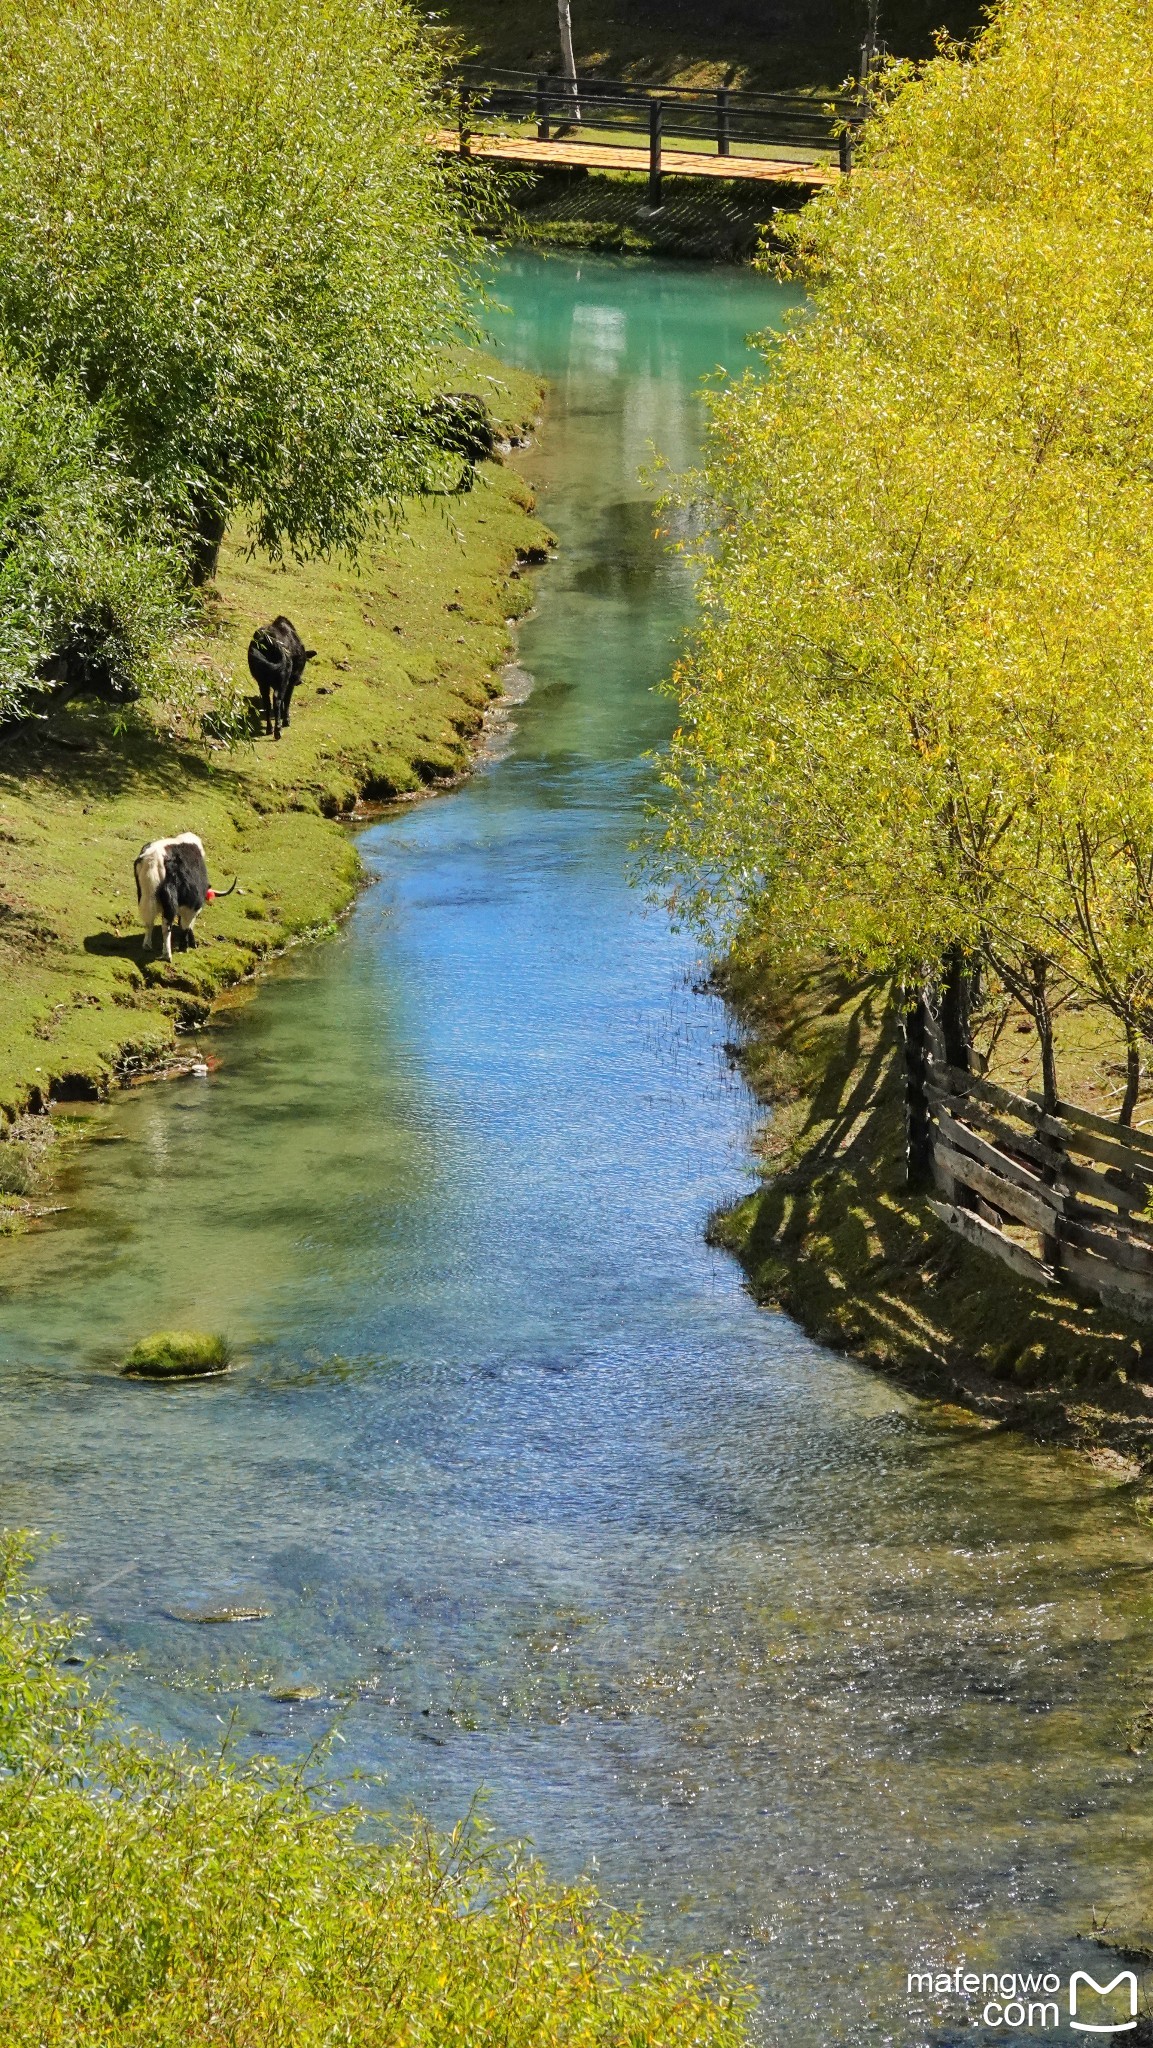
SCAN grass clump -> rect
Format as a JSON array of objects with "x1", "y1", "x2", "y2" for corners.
[
  {"x1": 120, "y1": 1330, "x2": 232, "y2": 1379},
  {"x1": 0, "y1": 1533, "x2": 750, "y2": 2045}
]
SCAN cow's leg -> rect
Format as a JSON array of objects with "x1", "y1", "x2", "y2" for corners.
[
  {"x1": 179, "y1": 906, "x2": 198, "y2": 949},
  {"x1": 162, "y1": 921, "x2": 173, "y2": 962},
  {"x1": 138, "y1": 884, "x2": 158, "y2": 953}
]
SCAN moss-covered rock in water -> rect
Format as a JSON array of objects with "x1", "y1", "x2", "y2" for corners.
[{"x1": 120, "y1": 1330, "x2": 232, "y2": 1378}]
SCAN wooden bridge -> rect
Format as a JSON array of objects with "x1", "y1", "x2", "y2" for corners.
[{"x1": 446, "y1": 69, "x2": 856, "y2": 203}]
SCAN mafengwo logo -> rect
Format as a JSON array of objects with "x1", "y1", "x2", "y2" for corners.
[{"x1": 906, "y1": 1964, "x2": 1146, "y2": 2034}]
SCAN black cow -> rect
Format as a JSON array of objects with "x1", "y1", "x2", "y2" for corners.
[
  {"x1": 425, "y1": 392, "x2": 497, "y2": 464},
  {"x1": 247, "y1": 616, "x2": 317, "y2": 740},
  {"x1": 134, "y1": 833, "x2": 237, "y2": 961},
  {"x1": 419, "y1": 392, "x2": 497, "y2": 493}
]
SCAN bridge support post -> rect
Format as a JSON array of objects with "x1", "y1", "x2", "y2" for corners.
[
  {"x1": 716, "y1": 88, "x2": 730, "y2": 157},
  {"x1": 838, "y1": 126, "x2": 854, "y2": 174},
  {"x1": 648, "y1": 97, "x2": 663, "y2": 208},
  {"x1": 458, "y1": 81, "x2": 470, "y2": 158},
  {"x1": 536, "y1": 74, "x2": 550, "y2": 143}
]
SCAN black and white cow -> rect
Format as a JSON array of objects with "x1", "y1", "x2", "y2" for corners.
[
  {"x1": 247, "y1": 616, "x2": 317, "y2": 740},
  {"x1": 134, "y1": 833, "x2": 236, "y2": 961}
]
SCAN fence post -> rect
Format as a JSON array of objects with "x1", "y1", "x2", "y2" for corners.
[
  {"x1": 838, "y1": 126, "x2": 854, "y2": 174},
  {"x1": 458, "y1": 81, "x2": 470, "y2": 158},
  {"x1": 1036, "y1": 1123, "x2": 1065, "y2": 1274},
  {"x1": 716, "y1": 88, "x2": 730, "y2": 157},
  {"x1": 902, "y1": 993, "x2": 935, "y2": 1192},
  {"x1": 648, "y1": 96, "x2": 663, "y2": 207},
  {"x1": 536, "y1": 74, "x2": 550, "y2": 142}
]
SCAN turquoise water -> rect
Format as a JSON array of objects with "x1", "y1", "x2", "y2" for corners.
[{"x1": 0, "y1": 252, "x2": 1151, "y2": 2045}]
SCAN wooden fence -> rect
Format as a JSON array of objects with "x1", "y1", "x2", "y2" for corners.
[
  {"x1": 455, "y1": 68, "x2": 859, "y2": 202},
  {"x1": 908, "y1": 1012, "x2": 1153, "y2": 1321}
]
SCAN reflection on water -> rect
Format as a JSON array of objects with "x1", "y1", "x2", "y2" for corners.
[{"x1": 0, "y1": 252, "x2": 1150, "y2": 2046}]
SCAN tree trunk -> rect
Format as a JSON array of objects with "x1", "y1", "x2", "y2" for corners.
[
  {"x1": 188, "y1": 497, "x2": 228, "y2": 586},
  {"x1": 1120, "y1": 1021, "x2": 1141, "y2": 1126},
  {"x1": 557, "y1": 0, "x2": 580, "y2": 122},
  {"x1": 901, "y1": 990, "x2": 935, "y2": 1192},
  {"x1": 939, "y1": 945, "x2": 973, "y2": 1072},
  {"x1": 1029, "y1": 954, "x2": 1059, "y2": 1114}
]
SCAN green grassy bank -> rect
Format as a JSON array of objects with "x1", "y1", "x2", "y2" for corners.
[
  {"x1": 0, "y1": 356, "x2": 547, "y2": 1217},
  {"x1": 441, "y1": 0, "x2": 985, "y2": 94},
  {"x1": 715, "y1": 948, "x2": 1153, "y2": 1479}
]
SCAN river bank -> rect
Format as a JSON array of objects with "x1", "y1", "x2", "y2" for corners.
[
  {"x1": 483, "y1": 166, "x2": 801, "y2": 261},
  {"x1": 437, "y1": 0, "x2": 983, "y2": 94},
  {"x1": 0, "y1": 353, "x2": 548, "y2": 1223},
  {"x1": 715, "y1": 947, "x2": 1153, "y2": 1481}
]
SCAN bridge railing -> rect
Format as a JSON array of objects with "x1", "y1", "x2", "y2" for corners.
[{"x1": 454, "y1": 67, "x2": 859, "y2": 193}]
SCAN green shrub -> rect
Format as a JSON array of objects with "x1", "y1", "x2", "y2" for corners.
[
  {"x1": 0, "y1": 1534, "x2": 749, "y2": 2045},
  {"x1": 120, "y1": 1331, "x2": 233, "y2": 1378},
  {"x1": 0, "y1": 359, "x2": 183, "y2": 723}
]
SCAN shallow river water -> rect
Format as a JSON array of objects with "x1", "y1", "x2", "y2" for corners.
[{"x1": 1, "y1": 251, "x2": 1152, "y2": 2046}]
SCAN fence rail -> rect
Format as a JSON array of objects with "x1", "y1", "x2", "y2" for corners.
[
  {"x1": 908, "y1": 1010, "x2": 1153, "y2": 1320},
  {"x1": 454, "y1": 67, "x2": 858, "y2": 200}
]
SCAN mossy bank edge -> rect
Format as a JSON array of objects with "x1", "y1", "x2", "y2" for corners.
[
  {"x1": 716, "y1": 951, "x2": 1153, "y2": 1485},
  {"x1": 0, "y1": 354, "x2": 547, "y2": 1215}
]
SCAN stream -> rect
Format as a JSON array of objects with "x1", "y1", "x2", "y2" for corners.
[{"x1": 0, "y1": 250, "x2": 1151, "y2": 2046}]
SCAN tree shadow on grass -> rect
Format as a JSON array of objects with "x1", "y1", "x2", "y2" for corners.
[
  {"x1": 715, "y1": 959, "x2": 1153, "y2": 1460},
  {"x1": 0, "y1": 701, "x2": 245, "y2": 808}
]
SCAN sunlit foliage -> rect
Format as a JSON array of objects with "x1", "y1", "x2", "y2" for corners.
[
  {"x1": 0, "y1": 360, "x2": 183, "y2": 723},
  {"x1": 660, "y1": 0, "x2": 1153, "y2": 1108},
  {"x1": 0, "y1": 0, "x2": 476, "y2": 579},
  {"x1": 0, "y1": 1534, "x2": 747, "y2": 2045}
]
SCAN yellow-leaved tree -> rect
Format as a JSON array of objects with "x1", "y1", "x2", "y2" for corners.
[{"x1": 660, "y1": 0, "x2": 1153, "y2": 1119}]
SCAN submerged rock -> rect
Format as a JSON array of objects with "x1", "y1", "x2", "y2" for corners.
[{"x1": 169, "y1": 1603, "x2": 271, "y2": 1625}]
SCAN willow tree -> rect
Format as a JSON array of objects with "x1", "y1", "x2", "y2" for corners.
[
  {"x1": 0, "y1": 359, "x2": 182, "y2": 721},
  {"x1": 660, "y1": 0, "x2": 1153, "y2": 1110},
  {"x1": 0, "y1": 0, "x2": 477, "y2": 580}
]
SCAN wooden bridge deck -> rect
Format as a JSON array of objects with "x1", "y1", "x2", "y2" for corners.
[{"x1": 436, "y1": 130, "x2": 839, "y2": 186}]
